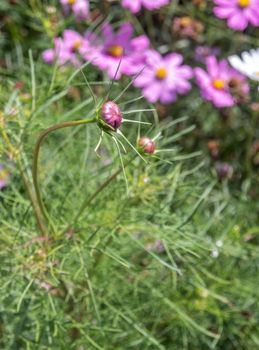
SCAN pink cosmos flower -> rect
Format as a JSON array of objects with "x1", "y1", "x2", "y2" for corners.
[
  {"x1": 0, "y1": 165, "x2": 10, "y2": 190},
  {"x1": 42, "y1": 30, "x2": 86, "y2": 66},
  {"x1": 194, "y1": 56, "x2": 249, "y2": 108},
  {"x1": 133, "y1": 50, "x2": 193, "y2": 104},
  {"x1": 60, "y1": 0, "x2": 89, "y2": 21},
  {"x1": 213, "y1": 0, "x2": 259, "y2": 31},
  {"x1": 122, "y1": 0, "x2": 170, "y2": 13},
  {"x1": 84, "y1": 23, "x2": 150, "y2": 79}
]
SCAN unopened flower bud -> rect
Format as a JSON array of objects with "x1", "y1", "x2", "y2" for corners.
[
  {"x1": 138, "y1": 137, "x2": 156, "y2": 154},
  {"x1": 101, "y1": 101, "x2": 122, "y2": 130},
  {"x1": 215, "y1": 162, "x2": 233, "y2": 181}
]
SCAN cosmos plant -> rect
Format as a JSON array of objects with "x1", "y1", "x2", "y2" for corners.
[
  {"x1": 31, "y1": 69, "x2": 162, "y2": 236},
  {"x1": 42, "y1": 22, "x2": 194, "y2": 104}
]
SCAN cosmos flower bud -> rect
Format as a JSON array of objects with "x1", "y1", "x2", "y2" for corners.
[
  {"x1": 138, "y1": 137, "x2": 156, "y2": 154},
  {"x1": 215, "y1": 162, "x2": 233, "y2": 181},
  {"x1": 101, "y1": 101, "x2": 122, "y2": 130}
]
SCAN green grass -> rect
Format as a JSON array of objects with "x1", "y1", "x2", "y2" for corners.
[
  {"x1": 0, "y1": 1, "x2": 259, "y2": 348},
  {"x1": 0, "y1": 61, "x2": 258, "y2": 349}
]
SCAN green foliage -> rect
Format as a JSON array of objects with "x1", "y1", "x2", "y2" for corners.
[
  {"x1": 0, "y1": 62, "x2": 258, "y2": 349},
  {"x1": 0, "y1": 1, "x2": 258, "y2": 349}
]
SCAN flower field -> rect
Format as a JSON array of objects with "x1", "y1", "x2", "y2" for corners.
[{"x1": 0, "y1": 1, "x2": 258, "y2": 349}]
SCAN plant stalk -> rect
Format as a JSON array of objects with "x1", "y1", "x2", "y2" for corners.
[{"x1": 32, "y1": 117, "x2": 97, "y2": 233}]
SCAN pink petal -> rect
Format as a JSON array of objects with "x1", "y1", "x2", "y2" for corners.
[
  {"x1": 206, "y1": 56, "x2": 219, "y2": 78},
  {"x1": 122, "y1": 0, "x2": 142, "y2": 13},
  {"x1": 143, "y1": 82, "x2": 162, "y2": 103},
  {"x1": 131, "y1": 35, "x2": 150, "y2": 51},
  {"x1": 160, "y1": 89, "x2": 177, "y2": 104},
  {"x1": 227, "y1": 12, "x2": 249, "y2": 30},
  {"x1": 213, "y1": 6, "x2": 236, "y2": 19}
]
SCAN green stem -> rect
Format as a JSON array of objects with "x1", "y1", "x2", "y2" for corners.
[
  {"x1": 0, "y1": 126, "x2": 48, "y2": 236},
  {"x1": 245, "y1": 110, "x2": 257, "y2": 180},
  {"x1": 18, "y1": 160, "x2": 48, "y2": 236},
  {"x1": 32, "y1": 117, "x2": 97, "y2": 234}
]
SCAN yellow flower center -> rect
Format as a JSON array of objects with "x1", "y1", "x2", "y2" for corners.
[
  {"x1": 68, "y1": 0, "x2": 76, "y2": 5},
  {"x1": 180, "y1": 16, "x2": 192, "y2": 27},
  {"x1": 238, "y1": 0, "x2": 250, "y2": 8},
  {"x1": 156, "y1": 67, "x2": 167, "y2": 80},
  {"x1": 73, "y1": 39, "x2": 81, "y2": 50},
  {"x1": 107, "y1": 45, "x2": 124, "y2": 58},
  {"x1": 212, "y1": 79, "x2": 225, "y2": 90},
  {"x1": 0, "y1": 169, "x2": 8, "y2": 180}
]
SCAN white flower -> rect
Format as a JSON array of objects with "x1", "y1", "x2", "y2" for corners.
[
  {"x1": 228, "y1": 49, "x2": 259, "y2": 82},
  {"x1": 216, "y1": 240, "x2": 223, "y2": 248},
  {"x1": 211, "y1": 249, "x2": 219, "y2": 258}
]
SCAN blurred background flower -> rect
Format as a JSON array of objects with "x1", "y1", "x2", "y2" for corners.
[
  {"x1": 229, "y1": 49, "x2": 259, "y2": 82},
  {"x1": 133, "y1": 50, "x2": 193, "y2": 103},
  {"x1": 194, "y1": 56, "x2": 249, "y2": 107},
  {"x1": 213, "y1": 0, "x2": 259, "y2": 31},
  {"x1": 122, "y1": 0, "x2": 170, "y2": 13},
  {"x1": 60, "y1": 0, "x2": 89, "y2": 21}
]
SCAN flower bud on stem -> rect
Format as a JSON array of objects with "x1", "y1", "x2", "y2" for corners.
[{"x1": 138, "y1": 137, "x2": 156, "y2": 154}]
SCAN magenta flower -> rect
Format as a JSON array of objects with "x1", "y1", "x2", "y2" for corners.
[
  {"x1": 133, "y1": 50, "x2": 193, "y2": 104},
  {"x1": 0, "y1": 165, "x2": 10, "y2": 190},
  {"x1": 122, "y1": 0, "x2": 170, "y2": 13},
  {"x1": 60, "y1": 0, "x2": 89, "y2": 21},
  {"x1": 84, "y1": 23, "x2": 150, "y2": 79},
  {"x1": 42, "y1": 30, "x2": 85, "y2": 66},
  {"x1": 213, "y1": 0, "x2": 259, "y2": 31},
  {"x1": 42, "y1": 49, "x2": 56, "y2": 64},
  {"x1": 194, "y1": 56, "x2": 249, "y2": 108},
  {"x1": 101, "y1": 101, "x2": 122, "y2": 130}
]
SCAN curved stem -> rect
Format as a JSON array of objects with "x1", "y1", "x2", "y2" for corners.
[
  {"x1": 18, "y1": 160, "x2": 48, "y2": 236},
  {"x1": 1, "y1": 126, "x2": 48, "y2": 235},
  {"x1": 32, "y1": 117, "x2": 97, "y2": 234}
]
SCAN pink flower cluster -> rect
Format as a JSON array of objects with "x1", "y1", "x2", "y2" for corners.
[
  {"x1": 43, "y1": 30, "x2": 86, "y2": 66},
  {"x1": 42, "y1": 23, "x2": 193, "y2": 104},
  {"x1": 42, "y1": 1, "x2": 253, "y2": 108}
]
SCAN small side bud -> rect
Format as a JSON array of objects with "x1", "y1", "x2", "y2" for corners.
[
  {"x1": 101, "y1": 101, "x2": 122, "y2": 130},
  {"x1": 215, "y1": 162, "x2": 233, "y2": 181},
  {"x1": 138, "y1": 137, "x2": 156, "y2": 154}
]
